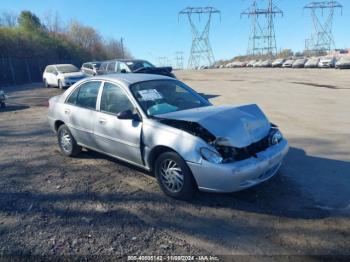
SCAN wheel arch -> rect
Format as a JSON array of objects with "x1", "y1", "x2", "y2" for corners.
[
  {"x1": 147, "y1": 145, "x2": 178, "y2": 172},
  {"x1": 54, "y1": 120, "x2": 65, "y2": 132}
]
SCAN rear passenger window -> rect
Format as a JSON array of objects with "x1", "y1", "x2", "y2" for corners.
[{"x1": 66, "y1": 81, "x2": 101, "y2": 109}]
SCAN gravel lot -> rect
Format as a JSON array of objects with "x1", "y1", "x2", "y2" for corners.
[{"x1": 0, "y1": 68, "x2": 349, "y2": 259}]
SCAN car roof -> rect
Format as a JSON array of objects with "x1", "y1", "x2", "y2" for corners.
[
  {"x1": 101, "y1": 59, "x2": 149, "y2": 64},
  {"x1": 91, "y1": 73, "x2": 174, "y2": 85},
  {"x1": 50, "y1": 64, "x2": 76, "y2": 67}
]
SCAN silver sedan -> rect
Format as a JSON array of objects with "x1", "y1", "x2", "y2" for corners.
[{"x1": 48, "y1": 74, "x2": 289, "y2": 199}]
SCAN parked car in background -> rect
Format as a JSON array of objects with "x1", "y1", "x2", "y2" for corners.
[
  {"x1": 81, "y1": 62, "x2": 102, "y2": 76},
  {"x1": 261, "y1": 60, "x2": 273, "y2": 67},
  {"x1": 48, "y1": 74, "x2": 289, "y2": 199},
  {"x1": 253, "y1": 60, "x2": 263, "y2": 67},
  {"x1": 292, "y1": 58, "x2": 308, "y2": 68},
  {"x1": 272, "y1": 58, "x2": 285, "y2": 68},
  {"x1": 335, "y1": 57, "x2": 350, "y2": 69},
  {"x1": 282, "y1": 59, "x2": 294, "y2": 68},
  {"x1": 0, "y1": 90, "x2": 7, "y2": 108},
  {"x1": 229, "y1": 61, "x2": 246, "y2": 68},
  {"x1": 43, "y1": 64, "x2": 87, "y2": 89},
  {"x1": 246, "y1": 60, "x2": 257, "y2": 67},
  {"x1": 99, "y1": 59, "x2": 175, "y2": 78},
  {"x1": 318, "y1": 56, "x2": 336, "y2": 68},
  {"x1": 304, "y1": 57, "x2": 320, "y2": 68},
  {"x1": 225, "y1": 62, "x2": 233, "y2": 68}
]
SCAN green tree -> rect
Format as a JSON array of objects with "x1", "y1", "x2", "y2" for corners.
[{"x1": 18, "y1": 11, "x2": 44, "y2": 32}]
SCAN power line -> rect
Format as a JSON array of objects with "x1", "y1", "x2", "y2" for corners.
[
  {"x1": 304, "y1": 1, "x2": 343, "y2": 55},
  {"x1": 179, "y1": 7, "x2": 220, "y2": 69},
  {"x1": 241, "y1": 0, "x2": 283, "y2": 57},
  {"x1": 174, "y1": 51, "x2": 184, "y2": 70}
]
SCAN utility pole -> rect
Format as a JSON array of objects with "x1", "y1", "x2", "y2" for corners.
[
  {"x1": 179, "y1": 7, "x2": 220, "y2": 69},
  {"x1": 241, "y1": 0, "x2": 283, "y2": 57},
  {"x1": 304, "y1": 1, "x2": 343, "y2": 55}
]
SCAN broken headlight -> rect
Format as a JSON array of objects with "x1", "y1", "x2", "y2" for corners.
[
  {"x1": 268, "y1": 129, "x2": 283, "y2": 146},
  {"x1": 200, "y1": 147, "x2": 223, "y2": 164}
]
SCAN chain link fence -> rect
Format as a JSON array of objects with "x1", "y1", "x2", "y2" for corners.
[{"x1": 0, "y1": 56, "x2": 81, "y2": 87}]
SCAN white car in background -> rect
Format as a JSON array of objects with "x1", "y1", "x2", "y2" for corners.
[
  {"x1": 43, "y1": 64, "x2": 87, "y2": 89},
  {"x1": 304, "y1": 57, "x2": 320, "y2": 68},
  {"x1": 318, "y1": 56, "x2": 336, "y2": 68},
  {"x1": 282, "y1": 59, "x2": 294, "y2": 68}
]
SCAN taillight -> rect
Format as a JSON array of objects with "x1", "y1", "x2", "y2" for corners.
[{"x1": 44, "y1": 100, "x2": 50, "y2": 107}]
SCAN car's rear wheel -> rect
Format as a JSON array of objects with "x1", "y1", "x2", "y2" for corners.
[
  {"x1": 44, "y1": 79, "x2": 49, "y2": 88},
  {"x1": 58, "y1": 80, "x2": 64, "y2": 90},
  {"x1": 57, "y1": 124, "x2": 82, "y2": 157},
  {"x1": 0, "y1": 102, "x2": 5, "y2": 109},
  {"x1": 154, "y1": 151, "x2": 196, "y2": 200}
]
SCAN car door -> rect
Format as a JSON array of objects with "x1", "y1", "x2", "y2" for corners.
[
  {"x1": 94, "y1": 81, "x2": 143, "y2": 165},
  {"x1": 46, "y1": 66, "x2": 57, "y2": 86},
  {"x1": 63, "y1": 81, "x2": 102, "y2": 149},
  {"x1": 81, "y1": 64, "x2": 88, "y2": 75},
  {"x1": 84, "y1": 64, "x2": 94, "y2": 75}
]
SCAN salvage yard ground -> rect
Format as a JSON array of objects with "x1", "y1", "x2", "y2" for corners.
[{"x1": 0, "y1": 68, "x2": 349, "y2": 258}]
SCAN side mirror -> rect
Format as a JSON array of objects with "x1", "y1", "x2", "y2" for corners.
[{"x1": 117, "y1": 109, "x2": 140, "y2": 121}]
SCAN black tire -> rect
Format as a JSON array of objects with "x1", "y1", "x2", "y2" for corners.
[
  {"x1": 58, "y1": 80, "x2": 64, "y2": 90},
  {"x1": 43, "y1": 79, "x2": 49, "y2": 88},
  {"x1": 0, "y1": 102, "x2": 5, "y2": 109},
  {"x1": 57, "y1": 124, "x2": 82, "y2": 157},
  {"x1": 154, "y1": 151, "x2": 196, "y2": 200}
]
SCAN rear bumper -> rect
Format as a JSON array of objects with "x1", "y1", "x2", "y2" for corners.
[{"x1": 187, "y1": 139, "x2": 289, "y2": 193}]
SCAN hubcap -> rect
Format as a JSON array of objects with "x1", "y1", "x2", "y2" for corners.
[
  {"x1": 60, "y1": 130, "x2": 72, "y2": 153},
  {"x1": 160, "y1": 159, "x2": 184, "y2": 193}
]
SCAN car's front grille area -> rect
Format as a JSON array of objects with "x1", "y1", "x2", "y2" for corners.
[
  {"x1": 217, "y1": 135, "x2": 270, "y2": 162},
  {"x1": 234, "y1": 135, "x2": 270, "y2": 161}
]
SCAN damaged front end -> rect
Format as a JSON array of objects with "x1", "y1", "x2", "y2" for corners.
[
  {"x1": 156, "y1": 104, "x2": 285, "y2": 164},
  {"x1": 214, "y1": 126, "x2": 283, "y2": 163},
  {"x1": 158, "y1": 117, "x2": 284, "y2": 164}
]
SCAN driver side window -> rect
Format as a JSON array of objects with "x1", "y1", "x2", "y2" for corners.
[{"x1": 100, "y1": 82, "x2": 134, "y2": 115}]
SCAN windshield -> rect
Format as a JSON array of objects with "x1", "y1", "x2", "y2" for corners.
[
  {"x1": 56, "y1": 65, "x2": 79, "y2": 73},
  {"x1": 130, "y1": 80, "x2": 211, "y2": 116},
  {"x1": 126, "y1": 61, "x2": 155, "y2": 71},
  {"x1": 92, "y1": 62, "x2": 101, "y2": 69}
]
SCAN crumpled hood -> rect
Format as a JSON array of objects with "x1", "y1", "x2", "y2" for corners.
[{"x1": 157, "y1": 104, "x2": 271, "y2": 148}]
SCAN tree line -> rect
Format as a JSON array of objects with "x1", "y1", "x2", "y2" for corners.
[{"x1": 0, "y1": 10, "x2": 131, "y2": 64}]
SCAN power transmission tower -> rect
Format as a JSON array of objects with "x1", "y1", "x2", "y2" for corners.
[
  {"x1": 241, "y1": 0, "x2": 283, "y2": 57},
  {"x1": 174, "y1": 51, "x2": 184, "y2": 70},
  {"x1": 179, "y1": 7, "x2": 220, "y2": 69},
  {"x1": 157, "y1": 57, "x2": 171, "y2": 67},
  {"x1": 158, "y1": 56, "x2": 167, "y2": 67},
  {"x1": 304, "y1": 1, "x2": 343, "y2": 55}
]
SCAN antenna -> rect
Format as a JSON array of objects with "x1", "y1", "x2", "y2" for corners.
[
  {"x1": 241, "y1": 0, "x2": 283, "y2": 57},
  {"x1": 304, "y1": 1, "x2": 343, "y2": 55},
  {"x1": 179, "y1": 7, "x2": 220, "y2": 69}
]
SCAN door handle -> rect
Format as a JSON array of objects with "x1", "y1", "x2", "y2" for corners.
[
  {"x1": 64, "y1": 108, "x2": 70, "y2": 114},
  {"x1": 99, "y1": 118, "x2": 107, "y2": 124}
]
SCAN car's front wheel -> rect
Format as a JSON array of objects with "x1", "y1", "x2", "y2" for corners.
[
  {"x1": 57, "y1": 124, "x2": 82, "y2": 157},
  {"x1": 154, "y1": 151, "x2": 196, "y2": 200},
  {"x1": 43, "y1": 79, "x2": 49, "y2": 88},
  {"x1": 58, "y1": 80, "x2": 64, "y2": 90}
]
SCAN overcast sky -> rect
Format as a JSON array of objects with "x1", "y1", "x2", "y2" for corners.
[{"x1": 1, "y1": 0, "x2": 349, "y2": 65}]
